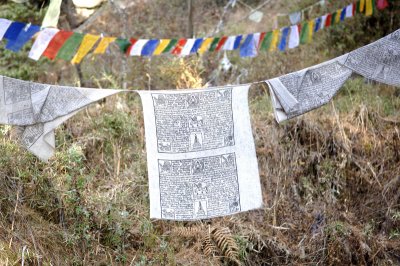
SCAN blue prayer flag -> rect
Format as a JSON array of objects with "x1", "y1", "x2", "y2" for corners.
[
  {"x1": 141, "y1": 39, "x2": 159, "y2": 56},
  {"x1": 6, "y1": 24, "x2": 40, "y2": 52},
  {"x1": 278, "y1": 27, "x2": 290, "y2": 52},
  {"x1": 3, "y1": 22, "x2": 26, "y2": 41},
  {"x1": 190, "y1": 38, "x2": 203, "y2": 53}
]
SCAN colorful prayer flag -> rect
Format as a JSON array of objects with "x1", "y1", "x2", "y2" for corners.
[
  {"x1": 314, "y1": 17, "x2": 322, "y2": 32},
  {"x1": 171, "y1": 39, "x2": 187, "y2": 55},
  {"x1": 300, "y1": 21, "x2": 309, "y2": 44},
  {"x1": 365, "y1": 0, "x2": 373, "y2": 16},
  {"x1": 162, "y1": 39, "x2": 178, "y2": 53},
  {"x1": 190, "y1": 38, "x2": 203, "y2": 53},
  {"x1": 115, "y1": 38, "x2": 132, "y2": 53},
  {"x1": 198, "y1": 38, "x2": 213, "y2": 54},
  {"x1": 215, "y1": 36, "x2": 228, "y2": 51},
  {"x1": 270, "y1": 29, "x2": 280, "y2": 51},
  {"x1": 3, "y1": 22, "x2": 25, "y2": 42},
  {"x1": 5, "y1": 24, "x2": 40, "y2": 52},
  {"x1": 208, "y1": 37, "x2": 221, "y2": 52},
  {"x1": 129, "y1": 39, "x2": 149, "y2": 56},
  {"x1": 153, "y1": 39, "x2": 170, "y2": 55},
  {"x1": 377, "y1": 0, "x2": 389, "y2": 10},
  {"x1": 346, "y1": 4, "x2": 354, "y2": 18},
  {"x1": 93, "y1": 37, "x2": 116, "y2": 54},
  {"x1": 278, "y1": 27, "x2": 290, "y2": 51},
  {"x1": 141, "y1": 39, "x2": 160, "y2": 56},
  {"x1": 308, "y1": 20, "x2": 314, "y2": 42},
  {"x1": 180, "y1": 38, "x2": 196, "y2": 56},
  {"x1": 71, "y1": 34, "x2": 100, "y2": 64},
  {"x1": 259, "y1": 32, "x2": 272, "y2": 51},
  {"x1": 240, "y1": 33, "x2": 260, "y2": 57}
]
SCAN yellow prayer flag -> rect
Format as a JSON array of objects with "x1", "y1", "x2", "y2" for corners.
[
  {"x1": 359, "y1": 0, "x2": 365, "y2": 12},
  {"x1": 269, "y1": 29, "x2": 280, "y2": 51},
  {"x1": 365, "y1": 0, "x2": 373, "y2": 16},
  {"x1": 93, "y1": 37, "x2": 116, "y2": 54},
  {"x1": 198, "y1": 38, "x2": 213, "y2": 54},
  {"x1": 71, "y1": 34, "x2": 100, "y2": 64},
  {"x1": 153, "y1": 39, "x2": 171, "y2": 55},
  {"x1": 308, "y1": 20, "x2": 314, "y2": 43}
]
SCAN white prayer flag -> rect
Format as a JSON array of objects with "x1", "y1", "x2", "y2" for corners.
[
  {"x1": 180, "y1": 38, "x2": 196, "y2": 56},
  {"x1": 29, "y1": 28, "x2": 60, "y2": 60},
  {"x1": 138, "y1": 85, "x2": 262, "y2": 220},
  {"x1": 267, "y1": 55, "x2": 352, "y2": 123},
  {"x1": 130, "y1": 39, "x2": 148, "y2": 56},
  {"x1": 288, "y1": 25, "x2": 300, "y2": 49},
  {"x1": 0, "y1": 76, "x2": 120, "y2": 161},
  {"x1": 223, "y1": 36, "x2": 237, "y2": 51},
  {"x1": 0, "y1": 19, "x2": 12, "y2": 41},
  {"x1": 320, "y1": 14, "x2": 328, "y2": 30},
  {"x1": 345, "y1": 4, "x2": 354, "y2": 18}
]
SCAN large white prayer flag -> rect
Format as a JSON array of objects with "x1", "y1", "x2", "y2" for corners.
[
  {"x1": 0, "y1": 19, "x2": 12, "y2": 41},
  {"x1": 138, "y1": 85, "x2": 262, "y2": 220}
]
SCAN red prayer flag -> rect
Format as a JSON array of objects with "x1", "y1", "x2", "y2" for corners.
[
  {"x1": 215, "y1": 36, "x2": 228, "y2": 51},
  {"x1": 171, "y1": 39, "x2": 187, "y2": 55},
  {"x1": 352, "y1": 2, "x2": 357, "y2": 16},
  {"x1": 42, "y1": 31, "x2": 74, "y2": 60},
  {"x1": 377, "y1": 0, "x2": 389, "y2": 10},
  {"x1": 325, "y1": 13, "x2": 332, "y2": 27}
]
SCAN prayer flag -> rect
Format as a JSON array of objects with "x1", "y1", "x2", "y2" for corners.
[
  {"x1": 215, "y1": 36, "x2": 228, "y2": 51},
  {"x1": 153, "y1": 39, "x2": 171, "y2": 55},
  {"x1": 180, "y1": 38, "x2": 196, "y2": 56},
  {"x1": 240, "y1": 33, "x2": 260, "y2": 57},
  {"x1": 208, "y1": 37, "x2": 221, "y2": 52},
  {"x1": 320, "y1": 14, "x2": 328, "y2": 30},
  {"x1": 377, "y1": 0, "x2": 389, "y2": 10},
  {"x1": 29, "y1": 28, "x2": 60, "y2": 60},
  {"x1": 171, "y1": 39, "x2": 187, "y2": 55},
  {"x1": 259, "y1": 32, "x2": 272, "y2": 51},
  {"x1": 162, "y1": 39, "x2": 178, "y2": 53},
  {"x1": 71, "y1": 34, "x2": 100, "y2": 64},
  {"x1": 340, "y1": 7, "x2": 347, "y2": 21},
  {"x1": 270, "y1": 29, "x2": 279, "y2": 51},
  {"x1": 115, "y1": 38, "x2": 132, "y2": 53},
  {"x1": 56, "y1": 32, "x2": 85, "y2": 61},
  {"x1": 346, "y1": 4, "x2": 354, "y2": 18},
  {"x1": 5, "y1": 24, "x2": 40, "y2": 52},
  {"x1": 358, "y1": 0, "x2": 366, "y2": 13},
  {"x1": 141, "y1": 39, "x2": 160, "y2": 56},
  {"x1": 129, "y1": 39, "x2": 149, "y2": 56},
  {"x1": 198, "y1": 38, "x2": 213, "y2": 54},
  {"x1": 93, "y1": 37, "x2": 116, "y2": 54},
  {"x1": 42, "y1": 31, "x2": 74, "y2": 60},
  {"x1": 278, "y1": 27, "x2": 290, "y2": 52},
  {"x1": 314, "y1": 17, "x2": 322, "y2": 32},
  {"x1": 190, "y1": 38, "x2": 203, "y2": 53},
  {"x1": 288, "y1": 25, "x2": 300, "y2": 49},
  {"x1": 289, "y1": 12, "x2": 302, "y2": 25},
  {"x1": 300, "y1": 21, "x2": 309, "y2": 44},
  {"x1": 3, "y1": 22, "x2": 25, "y2": 41},
  {"x1": 365, "y1": 0, "x2": 373, "y2": 16},
  {"x1": 223, "y1": 36, "x2": 239, "y2": 50},
  {"x1": 41, "y1": 0, "x2": 62, "y2": 28},
  {"x1": 325, "y1": 13, "x2": 332, "y2": 27},
  {"x1": 308, "y1": 20, "x2": 314, "y2": 42},
  {"x1": 0, "y1": 19, "x2": 12, "y2": 41}
]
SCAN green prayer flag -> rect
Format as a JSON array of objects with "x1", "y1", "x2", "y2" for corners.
[
  {"x1": 162, "y1": 39, "x2": 178, "y2": 53},
  {"x1": 208, "y1": 37, "x2": 220, "y2": 52},
  {"x1": 260, "y1": 32, "x2": 273, "y2": 50},
  {"x1": 300, "y1": 22, "x2": 309, "y2": 45},
  {"x1": 331, "y1": 11, "x2": 337, "y2": 25},
  {"x1": 115, "y1": 39, "x2": 131, "y2": 53},
  {"x1": 56, "y1": 33, "x2": 85, "y2": 60}
]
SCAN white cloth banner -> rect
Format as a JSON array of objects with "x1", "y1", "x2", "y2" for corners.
[
  {"x1": 29, "y1": 28, "x2": 60, "y2": 60},
  {"x1": 288, "y1": 25, "x2": 300, "y2": 49},
  {"x1": 0, "y1": 76, "x2": 120, "y2": 161},
  {"x1": 138, "y1": 85, "x2": 262, "y2": 220},
  {"x1": 0, "y1": 19, "x2": 12, "y2": 41}
]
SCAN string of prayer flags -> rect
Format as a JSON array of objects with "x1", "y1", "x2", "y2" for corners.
[
  {"x1": 0, "y1": 0, "x2": 390, "y2": 62},
  {"x1": 0, "y1": 19, "x2": 12, "y2": 41},
  {"x1": 5, "y1": 24, "x2": 40, "y2": 52}
]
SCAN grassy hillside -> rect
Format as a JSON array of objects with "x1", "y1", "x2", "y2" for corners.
[{"x1": 0, "y1": 0, "x2": 399, "y2": 265}]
